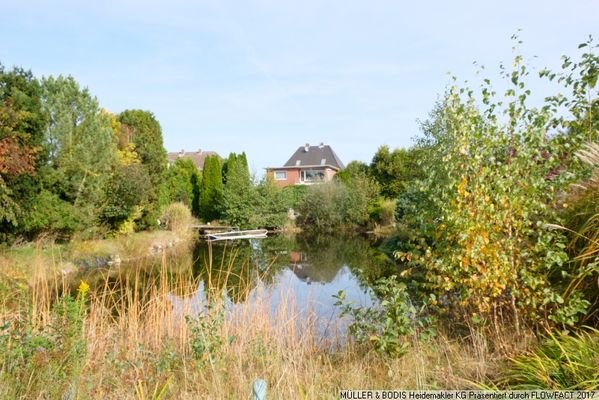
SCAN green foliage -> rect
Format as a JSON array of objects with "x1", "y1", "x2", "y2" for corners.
[
  {"x1": 394, "y1": 40, "x2": 598, "y2": 327},
  {"x1": 0, "y1": 64, "x2": 47, "y2": 236},
  {"x1": 501, "y1": 328, "x2": 599, "y2": 389},
  {"x1": 19, "y1": 189, "x2": 80, "y2": 236},
  {"x1": 281, "y1": 184, "x2": 308, "y2": 209},
  {"x1": 297, "y1": 181, "x2": 346, "y2": 232},
  {"x1": 0, "y1": 66, "x2": 173, "y2": 242},
  {"x1": 297, "y1": 174, "x2": 379, "y2": 232},
  {"x1": 221, "y1": 152, "x2": 254, "y2": 228},
  {"x1": 0, "y1": 65, "x2": 46, "y2": 152},
  {"x1": 117, "y1": 110, "x2": 167, "y2": 182},
  {"x1": 369, "y1": 198, "x2": 397, "y2": 226},
  {"x1": 115, "y1": 206, "x2": 143, "y2": 235},
  {"x1": 40, "y1": 76, "x2": 117, "y2": 232},
  {"x1": 336, "y1": 160, "x2": 369, "y2": 183},
  {"x1": 199, "y1": 155, "x2": 224, "y2": 222},
  {"x1": 186, "y1": 300, "x2": 231, "y2": 368},
  {"x1": 101, "y1": 163, "x2": 152, "y2": 232},
  {"x1": 343, "y1": 173, "x2": 380, "y2": 226},
  {"x1": 252, "y1": 177, "x2": 293, "y2": 229},
  {"x1": 561, "y1": 142, "x2": 599, "y2": 325},
  {"x1": 334, "y1": 277, "x2": 433, "y2": 356},
  {"x1": 370, "y1": 146, "x2": 424, "y2": 199},
  {"x1": 118, "y1": 110, "x2": 167, "y2": 228},
  {"x1": 159, "y1": 158, "x2": 201, "y2": 212},
  {"x1": 220, "y1": 152, "x2": 294, "y2": 229},
  {"x1": 0, "y1": 282, "x2": 88, "y2": 398},
  {"x1": 103, "y1": 110, "x2": 141, "y2": 166}
]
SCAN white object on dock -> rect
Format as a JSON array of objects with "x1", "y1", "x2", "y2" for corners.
[{"x1": 206, "y1": 229, "x2": 268, "y2": 241}]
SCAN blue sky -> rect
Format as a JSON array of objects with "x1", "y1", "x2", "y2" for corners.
[{"x1": 1, "y1": 1, "x2": 597, "y2": 174}]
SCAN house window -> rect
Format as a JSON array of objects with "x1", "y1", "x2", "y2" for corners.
[
  {"x1": 301, "y1": 169, "x2": 325, "y2": 182},
  {"x1": 274, "y1": 171, "x2": 287, "y2": 180}
]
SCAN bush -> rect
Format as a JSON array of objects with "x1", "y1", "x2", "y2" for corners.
[
  {"x1": 394, "y1": 42, "x2": 598, "y2": 327},
  {"x1": 160, "y1": 202, "x2": 193, "y2": 232},
  {"x1": 281, "y1": 184, "x2": 308, "y2": 209},
  {"x1": 100, "y1": 164, "x2": 152, "y2": 231},
  {"x1": 561, "y1": 142, "x2": 599, "y2": 325},
  {"x1": 369, "y1": 198, "x2": 396, "y2": 226},
  {"x1": 297, "y1": 182, "x2": 346, "y2": 232},
  {"x1": 296, "y1": 175, "x2": 379, "y2": 232},
  {"x1": 334, "y1": 277, "x2": 435, "y2": 356},
  {"x1": 251, "y1": 178, "x2": 292, "y2": 229}
]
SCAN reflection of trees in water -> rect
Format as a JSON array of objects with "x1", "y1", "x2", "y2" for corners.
[
  {"x1": 191, "y1": 234, "x2": 398, "y2": 299},
  {"x1": 192, "y1": 234, "x2": 397, "y2": 289},
  {"x1": 191, "y1": 240, "x2": 269, "y2": 303},
  {"x1": 65, "y1": 234, "x2": 397, "y2": 315},
  {"x1": 291, "y1": 234, "x2": 397, "y2": 286},
  {"x1": 291, "y1": 235, "x2": 344, "y2": 283},
  {"x1": 336, "y1": 237, "x2": 398, "y2": 286}
]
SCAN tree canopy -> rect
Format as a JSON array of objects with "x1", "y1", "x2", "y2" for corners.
[
  {"x1": 40, "y1": 76, "x2": 117, "y2": 229},
  {"x1": 117, "y1": 109, "x2": 167, "y2": 228},
  {"x1": 0, "y1": 65, "x2": 46, "y2": 230}
]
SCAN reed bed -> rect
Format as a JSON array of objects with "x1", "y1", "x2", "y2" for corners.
[{"x1": 0, "y1": 245, "x2": 537, "y2": 399}]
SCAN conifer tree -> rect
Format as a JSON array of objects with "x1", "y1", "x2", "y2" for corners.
[{"x1": 199, "y1": 155, "x2": 223, "y2": 222}]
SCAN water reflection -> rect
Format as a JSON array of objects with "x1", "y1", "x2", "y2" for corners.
[
  {"x1": 176, "y1": 234, "x2": 398, "y2": 337},
  {"x1": 72, "y1": 234, "x2": 398, "y2": 339},
  {"x1": 191, "y1": 235, "x2": 396, "y2": 296}
]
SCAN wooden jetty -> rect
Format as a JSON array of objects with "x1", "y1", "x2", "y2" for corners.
[
  {"x1": 205, "y1": 229, "x2": 268, "y2": 241},
  {"x1": 191, "y1": 224, "x2": 232, "y2": 235}
]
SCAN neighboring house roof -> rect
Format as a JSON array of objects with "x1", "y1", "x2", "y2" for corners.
[
  {"x1": 167, "y1": 149, "x2": 219, "y2": 170},
  {"x1": 279, "y1": 143, "x2": 344, "y2": 170}
]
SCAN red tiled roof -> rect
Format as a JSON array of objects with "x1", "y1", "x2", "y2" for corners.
[{"x1": 167, "y1": 150, "x2": 219, "y2": 170}]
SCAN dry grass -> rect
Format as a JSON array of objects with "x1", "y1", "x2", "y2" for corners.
[
  {"x1": 0, "y1": 229, "x2": 195, "y2": 285},
  {"x1": 0, "y1": 247, "x2": 536, "y2": 399},
  {"x1": 70, "y1": 229, "x2": 194, "y2": 261}
]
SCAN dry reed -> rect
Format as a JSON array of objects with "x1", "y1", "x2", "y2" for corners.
[{"x1": 0, "y1": 244, "x2": 534, "y2": 399}]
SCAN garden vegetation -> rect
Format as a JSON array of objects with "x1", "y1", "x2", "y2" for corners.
[{"x1": 0, "y1": 37, "x2": 598, "y2": 397}]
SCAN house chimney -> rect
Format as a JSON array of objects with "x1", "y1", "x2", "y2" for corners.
[
  {"x1": 178, "y1": 149, "x2": 185, "y2": 157},
  {"x1": 197, "y1": 148, "x2": 202, "y2": 154},
  {"x1": 304, "y1": 143, "x2": 310, "y2": 152},
  {"x1": 319, "y1": 142, "x2": 324, "y2": 149}
]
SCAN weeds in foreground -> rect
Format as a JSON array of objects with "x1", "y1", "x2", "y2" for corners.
[
  {"x1": 0, "y1": 281, "x2": 88, "y2": 399},
  {"x1": 0, "y1": 247, "x2": 556, "y2": 398},
  {"x1": 501, "y1": 328, "x2": 599, "y2": 389}
]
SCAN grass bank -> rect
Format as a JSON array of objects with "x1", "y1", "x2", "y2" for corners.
[
  {"x1": 0, "y1": 248, "x2": 553, "y2": 399},
  {"x1": 0, "y1": 228, "x2": 195, "y2": 284}
]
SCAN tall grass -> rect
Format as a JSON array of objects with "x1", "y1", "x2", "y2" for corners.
[
  {"x1": 0, "y1": 245, "x2": 537, "y2": 398},
  {"x1": 501, "y1": 328, "x2": 599, "y2": 389},
  {"x1": 561, "y1": 142, "x2": 599, "y2": 325}
]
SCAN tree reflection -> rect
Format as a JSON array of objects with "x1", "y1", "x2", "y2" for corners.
[
  {"x1": 191, "y1": 233, "x2": 398, "y2": 301},
  {"x1": 69, "y1": 233, "x2": 398, "y2": 313}
]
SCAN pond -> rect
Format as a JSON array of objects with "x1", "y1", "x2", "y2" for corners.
[{"x1": 74, "y1": 234, "x2": 398, "y2": 341}]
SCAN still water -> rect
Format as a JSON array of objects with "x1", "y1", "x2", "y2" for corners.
[
  {"x1": 179, "y1": 234, "x2": 397, "y2": 337},
  {"x1": 76, "y1": 234, "x2": 397, "y2": 339}
]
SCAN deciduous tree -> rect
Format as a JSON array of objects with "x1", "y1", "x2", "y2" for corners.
[
  {"x1": 117, "y1": 109, "x2": 167, "y2": 227},
  {"x1": 0, "y1": 65, "x2": 46, "y2": 232},
  {"x1": 40, "y1": 75, "x2": 117, "y2": 232}
]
